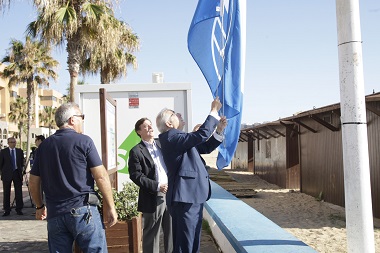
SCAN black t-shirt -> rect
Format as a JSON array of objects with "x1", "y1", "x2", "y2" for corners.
[{"x1": 30, "y1": 128, "x2": 102, "y2": 219}]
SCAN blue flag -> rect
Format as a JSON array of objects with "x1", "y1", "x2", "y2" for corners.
[{"x1": 188, "y1": 0, "x2": 246, "y2": 169}]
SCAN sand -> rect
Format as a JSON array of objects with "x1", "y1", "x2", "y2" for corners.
[{"x1": 220, "y1": 170, "x2": 380, "y2": 253}]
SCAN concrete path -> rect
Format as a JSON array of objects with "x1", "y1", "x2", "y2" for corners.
[{"x1": 0, "y1": 184, "x2": 221, "y2": 253}]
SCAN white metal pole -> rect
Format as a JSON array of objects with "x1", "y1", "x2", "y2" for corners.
[
  {"x1": 220, "y1": 0, "x2": 225, "y2": 117},
  {"x1": 335, "y1": 1, "x2": 375, "y2": 252}
]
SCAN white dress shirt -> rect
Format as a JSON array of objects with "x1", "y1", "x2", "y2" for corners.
[{"x1": 143, "y1": 140, "x2": 168, "y2": 191}]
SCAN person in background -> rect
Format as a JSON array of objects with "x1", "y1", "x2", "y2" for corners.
[
  {"x1": 35, "y1": 135, "x2": 45, "y2": 149},
  {"x1": 29, "y1": 102, "x2": 117, "y2": 252},
  {"x1": 156, "y1": 97, "x2": 227, "y2": 253},
  {"x1": 129, "y1": 118, "x2": 173, "y2": 253},
  {"x1": 30, "y1": 135, "x2": 47, "y2": 206},
  {"x1": 0, "y1": 137, "x2": 25, "y2": 216},
  {"x1": 30, "y1": 135, "x2": 45, "y2": 166}
]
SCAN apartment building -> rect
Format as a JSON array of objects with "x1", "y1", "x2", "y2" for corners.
[{"x1": 0, "y1": 63, "x2": 65, "y2": 148}]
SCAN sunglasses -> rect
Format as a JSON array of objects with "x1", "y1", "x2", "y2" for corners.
[{"x1": 72, "y1": 114, "x2": 85, "y2": 120}]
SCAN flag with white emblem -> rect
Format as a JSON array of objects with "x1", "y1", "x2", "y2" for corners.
[{"x1": 188, "y1": 0, "x2": 246, "y2": 169}]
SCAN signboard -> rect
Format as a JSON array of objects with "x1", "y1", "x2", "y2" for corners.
[
  {"x1": 75, "y1": 83, "x2": 191, "y2": 189},
  {"x1": 129, "y1": 93, "x2": 139, "y2": 109}
]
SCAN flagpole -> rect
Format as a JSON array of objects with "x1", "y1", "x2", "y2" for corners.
[
  {"x1": 220, "y1": 0, "x2": 225, "y2": 117},
  {"x1": 220, "y1": 0, "x2": 226, "y2": 149},
  {"x1": 336, "y1": 1, "x2": 375, "y2": 252}
]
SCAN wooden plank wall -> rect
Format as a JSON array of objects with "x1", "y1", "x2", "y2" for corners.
[
  {"x1": 286, "y1": 127, "x2": 300, "y2": 189},
  {"x1": 287, "y1": 164, "x2": 300, "y2": 189},
  {"x1": 248, "y1": 136, "x2": 254, "y2": 173},
  {"x1": 366, "y1": 101, "x2": 380, "y2": 218},
  {"x1": 300, "y1": 103, "x2": 380, "y2": 218},
  {"x1": 254, "y1": 133, "x2": 287, "y2": 188},
  {"x1": 231, "y1": 141, "x2": 248, "y2": 170},
  {"x1": 299, "y1": 112, "x2": 345, "y2": 207},
  {"x1": 234, "y1": 98, "x2": 380, "y2": 218}
]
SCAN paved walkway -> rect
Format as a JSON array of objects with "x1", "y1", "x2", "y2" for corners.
[
  {"x1": 0, "y1": 183, "x2": 221, "y2": 253},
  {"x1": 0, "y1": 183, "x2": 48, "y2": 253}
]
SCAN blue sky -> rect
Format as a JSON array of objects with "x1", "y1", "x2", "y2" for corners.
[{"x1": 1, "y1": 1, "x2": 379, "y2": 128}]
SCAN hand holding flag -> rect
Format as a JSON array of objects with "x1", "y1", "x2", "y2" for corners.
[
  {"x1": 211, "y1": 96, "x2": 222, "y2": 113},
  {"x1": 216, "y1": 116, "x2": 228, "y2": 134}
]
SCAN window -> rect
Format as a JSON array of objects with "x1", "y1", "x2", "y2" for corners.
[
  {"x1": 10, "y1": 91, "x2": 18, "y2": 98},
  {"x1": 41, "y1": 96, "x2": 57, "y2": 101}
]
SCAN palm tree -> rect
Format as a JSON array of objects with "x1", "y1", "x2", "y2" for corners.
[
  {"x1": 0, "y1": 37, "x2": 58, "y2": 163},
  {"x1": 27, "y1": 1, "x2": 138, "y2": 99},
  {"x1": 39, "y1": 106, "x2": 57, "y2": 136},
  {"x1": 81, "y1": 20, "x2": 139, "y2": 84},
  {"x1": 8, "y1": 97, "x2": 28, "y2": 147}
]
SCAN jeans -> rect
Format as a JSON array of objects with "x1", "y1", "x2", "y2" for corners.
[{"x1": 47, "y1": 205, "x2": 107, "y2": 253}]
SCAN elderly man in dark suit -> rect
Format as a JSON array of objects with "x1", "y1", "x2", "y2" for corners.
[
  {"x1": 156, "y1": 97, "x2": 227, "y2": 253},
  {"x1": 129, "y1": 117, "x2": 173, "y2": 253},
  {"x1": 0, "y1": 137, "x2": 25, "y2": 216}
]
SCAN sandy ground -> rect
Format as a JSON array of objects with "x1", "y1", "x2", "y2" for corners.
[{"x1": 221, "y1": 170, "x2": 380, "y2": 253}]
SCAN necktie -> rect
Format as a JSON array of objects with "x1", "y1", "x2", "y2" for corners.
[{"x1": 11, "y1": 149, "x2": 16, "y2": 170}]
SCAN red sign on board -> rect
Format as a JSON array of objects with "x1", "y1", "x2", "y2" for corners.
[{"x1": 129, "y1": 98, "x2": 139, "y2": 107}]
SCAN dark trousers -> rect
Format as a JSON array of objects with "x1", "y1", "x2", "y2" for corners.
[
  {"x1": 171, "y1": 202, "x2": 203, "y2": 253},
  {"x1": 142, "y1": 193, "x2": 173, "y2": 253},
  {"x1": 2, "y1": 170, "x2": 23, "y2": 212}
]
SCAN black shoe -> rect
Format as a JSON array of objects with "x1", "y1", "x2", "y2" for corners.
[
  {"x1": 2, "y1": 212, "x2": 10, "y2": 217},
  {"x1": 16, "y1": 211, "x2": 23, "y2": 215}
]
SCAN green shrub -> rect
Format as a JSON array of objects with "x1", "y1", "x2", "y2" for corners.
[{"x1": 96, "y1": 182, "x2": 140, "y2": 221}]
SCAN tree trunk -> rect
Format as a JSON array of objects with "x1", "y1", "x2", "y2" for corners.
[
  {"x1": 67, "y1": 33, "x2": 81, "y2": 102},
  {"x1": 100, "y1": 66, "x2": 111, "y2": 84},
  {"x1": 18, "y1": 124, "x2": 22, "y2": 148},
  {"x1": 69, "y1": 68, "x2": 78, "y2": 102},
  {"x1": 25, "y1": 78, "x2": 34, "y2": 171}
]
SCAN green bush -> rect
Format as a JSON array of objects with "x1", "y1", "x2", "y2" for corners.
[{"x1": 96, "y1": 182, "x2": 140, "y2": 221}]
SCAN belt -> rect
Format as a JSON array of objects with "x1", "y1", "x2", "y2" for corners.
[{"x1": 83, "y1": 193, "x2": 100, "y2": 206}]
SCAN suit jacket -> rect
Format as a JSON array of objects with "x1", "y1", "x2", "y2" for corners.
[
  {"x1": 128, "y1": 140, "x2": 160, "y2": 213},
  {"x1": 0, "y1": 147, "x2": 24, "y2": 182},
  {"x1": 159, "y1": 115, "x2": 221, "y2": 207}
]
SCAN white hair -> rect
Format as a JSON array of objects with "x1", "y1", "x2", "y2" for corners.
[
  {"x1": 156, "y1": 108, "x2": 173, "y2": 133},
  {"x1": 55, "y1": 103, "x2": 79, "y2": 127}
]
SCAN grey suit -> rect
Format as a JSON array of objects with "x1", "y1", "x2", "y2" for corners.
[
  {"x1": 0, "y1": 147, "x2": 24, "y2": 213},
  {"x1": 128, "y1": 140, "x2": 173, "y2": 253}
]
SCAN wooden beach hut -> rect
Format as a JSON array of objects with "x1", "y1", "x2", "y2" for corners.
[{"x1": 234, "y1": 92, "x2": 380, "y2": 218}]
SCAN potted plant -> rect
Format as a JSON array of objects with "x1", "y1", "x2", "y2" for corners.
[{"x1": 97, "y1": 182, "x2": 142, "y2": 253}]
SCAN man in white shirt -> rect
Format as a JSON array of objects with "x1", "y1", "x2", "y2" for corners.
[{"x1": 128, "y1": 118, "x2": 173, "y2": 253}]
